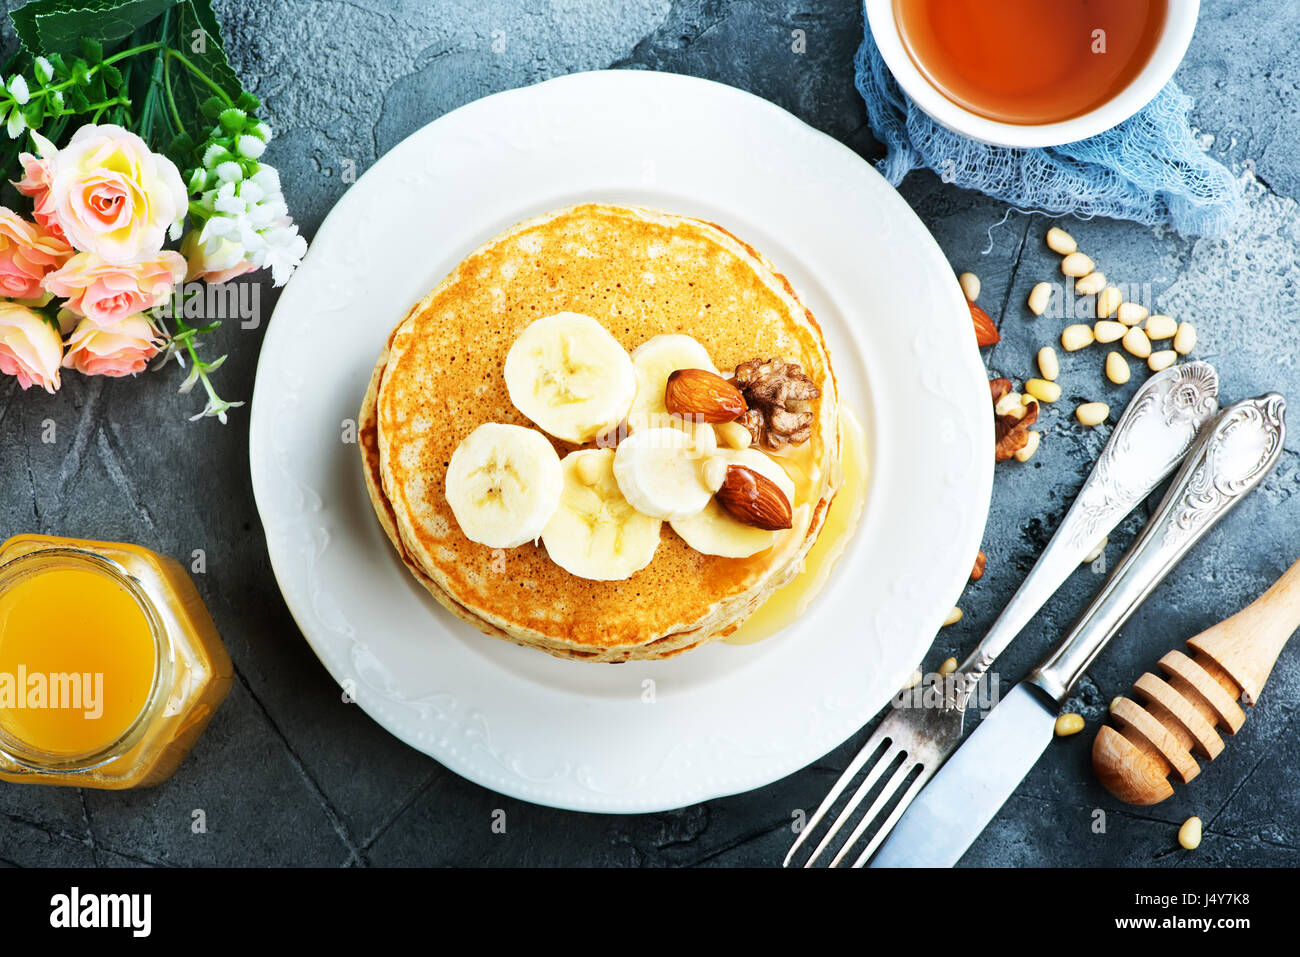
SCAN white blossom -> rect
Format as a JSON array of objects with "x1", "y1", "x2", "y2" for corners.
[
  {"x1": 189, "y1": 153, "x2": 306, "y2": 286},
  {"x1": 7, "y1": 74, "x2": 29, "y2": 105},
  {"x1": 214, "y1": 160, "x2": 242, "y2": 183},
  {"x1": 5, "y1": 106, "x2": 26, "y2": 139},
  {"x1": 236, "y1": 134, "x2": 266, "y2": 159}
]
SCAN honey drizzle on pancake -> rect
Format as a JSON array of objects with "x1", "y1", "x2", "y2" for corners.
[
  {"x1": 725, "y1": 408, "x2": 868, "y2": 645},
  {"x1": 371, "y1": 204, "x2": 839, "y2": 658}
]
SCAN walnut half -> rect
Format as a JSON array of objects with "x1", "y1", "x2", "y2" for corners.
[
  {"x1": 732, "y1": 357, "x2": 821, "y2": 450},
  {"x1": 990, "y1": 377, "x2": 1039, "y2": 462}
]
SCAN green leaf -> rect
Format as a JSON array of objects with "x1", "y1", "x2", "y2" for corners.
[
  {"x1": 22, "y1": 99, "x2": 45, "y2": 127},
  {"x1": 12, "y1": 0, "x2": 183, "y2": 56},
  {"x1": 173, "y1": 0, "x2": 241, "y2": 98},
  {"x1": 168, "y1": 130, "x2": 194, "y2": 156},
  {"x1": 99, "y1": 62, "x2": 124, "y2": 87},
  {"x1": 66, "y1": 84, "x2": 90, "y2": 111},
  {"x1": 78, "y1": 37, "x2": 103, "y2": 63},
  {"x1": 159, "y1": 0, "x2": 247, "y2": 154}
]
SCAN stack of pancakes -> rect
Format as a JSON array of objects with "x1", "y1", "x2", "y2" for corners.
[{"x1": 360, "y1": 204, "x2": 839, "y2": 661}]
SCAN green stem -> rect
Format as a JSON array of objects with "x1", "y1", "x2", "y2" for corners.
[
  {"x1": 2, "y1": 32, "x2": 233, "y2": 131},
  {"x1": 163, "y1": 49, "x2": 234, "y2": 105},
  {"x1": 103, "y1": 41, "x2": 164, "y2": 67},
  {"x1": 162, "y1": 54, "x2": 184, "y2": 133},
  {"x1": 136, "y1": 11, "x2": 172, "y2": 143}
]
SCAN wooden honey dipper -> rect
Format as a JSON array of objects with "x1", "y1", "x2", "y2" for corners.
[{"x1": 1094, "y1": 554, "x2": 1300, "y2": 805}]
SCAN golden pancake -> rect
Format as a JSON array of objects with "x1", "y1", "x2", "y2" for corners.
[{"x1": 367, "y1": 203, "x2": 839, "y2": 661}]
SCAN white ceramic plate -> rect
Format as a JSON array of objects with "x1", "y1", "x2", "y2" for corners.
[{"x1": 250, "y1": 71, "x2": 991, "y2": 813}]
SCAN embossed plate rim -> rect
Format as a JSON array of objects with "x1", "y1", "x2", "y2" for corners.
[{"x1": 249, "y1": 70, "x2": 993, "y2": 813}]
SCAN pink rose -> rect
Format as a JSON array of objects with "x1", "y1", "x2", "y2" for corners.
[
  {"x1": 62, "y1": 313, "x2": 164, "y2": 378},
  {"x1": 12, "y1": 144, "x2": 67, "y2": 241},
  {"x1": 43, "y1": 250, "x2": 185, "y2": 327},
  {"x1": 44, "y1": 124, "x2": 188, "y2": 263},
  {"x1": 0, "y1": 207, "x2": 73, "y2": 300},
  {"x1": 180, "y1": 228, "x2": 255, "y2": 284},
  {"x1": 0, "y1": 301, "x2": 62, "y2": 392}
]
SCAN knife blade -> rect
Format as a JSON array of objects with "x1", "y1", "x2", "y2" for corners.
[
  {"x1": 870, "y1": 394, "x2": 1287, "y2": 868},
  {"x1": 868, "y1": 683, "x2": 1056, "y2": 868}
]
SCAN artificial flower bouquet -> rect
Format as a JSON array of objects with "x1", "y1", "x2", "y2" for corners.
[{"x1": 0, "y1": 0, "x2": 306, "y2": 421}]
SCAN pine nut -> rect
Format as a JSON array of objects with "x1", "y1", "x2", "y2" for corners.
[
  {"x1": 1061, "y1": 323, "x2": 1094, "y2": 351},
  {"x1": 1077, "y1": 402, "x2": 1109, "y2": 427},
  {"x1": 1174, "y1": 322, "x2": 1197, "y2": 355},
  {"x1": 994, "y1": 391, "x2": 1025, "y2": 417},
  {"x1": 943, "y1": 606, "x2": 962, "y2": 626},
  {"x1": 715, "y1": 420, "x2": 752, "y2": 450},
  {"x1": 1027, "y1": 281, "x2": 1052, "y2": 316},
  {"x1": 1075, "y1": 271, "x2": 1107, "y2": 296},
  {"x1": 702, "y1": 455, "x2": 730, "y2": 492},
  {"x1": 904, "y1": 669, "x2": 923, "y2": 689},
  {"x1": 1097, "y1": 285, "x2": 1123, "y2": 319},
  {"x1": 1037, "y1": 346, "x2": 1060, "y2": 381},
  {"x1": 1178, "y1": 816, "x2": 1202, "y2": 850},
  {"x1": 575, "y1": 453, "x2": 603, "y2": 486},
  {"x1": 959, "y1": 271, "x2": 981, "y2": 302},
  {"x1": 1117, "y1": 301, "x2": 1149, "y2": 325},
  {"x1": 939, "y1": 656, "x2": 958, "y2": 676},
  {"x1": 1025, "y1": 378, "x2": 1061, "y2": 403},
  {"x1": 1061, "y1": 252, "x2": 1094, "y2": 277},
  {"x1": 1146, "y1": 314, "x2": 1177, "y2": 339},
  {"x1": 1149, "y1": 350, "x2": 1177, "y2": 372},
  {"x1": 1054, "y1": 713, "x2": 1085, "y2": 736},
  {"x1": 1109, "y1": 696, "x2": 1123, "y2": 712},
  {"x1": 1105, "y1": 351, "x2": 1131, "y2": 385},
  {"x1": 1122, "y1": 326, "x2": 1152, "y2": 358},
  {"x1": 1014, "y1": 430, "x2": 1040, "y2": 463},
  {"x1": 1083, "y1": 536, "x2": 1108, "y2": 564},
  {"x1": 1046, "y1": 226, "x2": 1077, "y2": 255},
  {"x1": 1094, "y1": 320, "x2": 1126, "y2": 343}
]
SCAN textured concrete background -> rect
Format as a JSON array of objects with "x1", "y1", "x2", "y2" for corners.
[{"x1": 1, "y1": 0, "x2": 1297, "y2": 866}]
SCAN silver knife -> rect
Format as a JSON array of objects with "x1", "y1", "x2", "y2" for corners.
[{"x1": 870, "y1": 393, "x2": 1288, "y2": 868}]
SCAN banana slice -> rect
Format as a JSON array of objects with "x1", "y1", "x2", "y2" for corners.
[
  {"x1": 445, "y1": 423, "x2": 563, "y2": 548},
  {"x1": 504, "y1": 312, "x2": 636, "y2": 444},
  {"x1": 627, "y1": 334, "x2": 719, "y2": 432},
  {"x1": 613, "y1": 427, "x2": 715, "y2": 520},
  {"x1": 542, "y1": 449, "x2": 662, "y2": 580},
  {"x1": 670, "y1": 448, "x2": 797, "y2": 558}
]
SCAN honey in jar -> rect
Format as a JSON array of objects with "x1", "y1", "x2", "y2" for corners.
[{"x1": 0, "y1": 535, "x2": 232, "y2": 789}]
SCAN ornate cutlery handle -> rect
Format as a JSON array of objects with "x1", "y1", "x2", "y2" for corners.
[
  {"x1": 951, "y1": 362, "x2": 1220, "y2": 706},
  {"x1": 1029, "y1": 394, "x2": 1287, "y2": 702}
]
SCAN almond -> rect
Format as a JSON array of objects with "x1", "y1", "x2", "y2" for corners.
[
  {"x1": 715, "y1": 465, "x2": 793, "y2": 530},
  {"x1": 969, "y1": 301, "x2": 1000, "y2": 347},
  {"x1": 664, "y1": 368, "x2": 747, "y2": 423}
]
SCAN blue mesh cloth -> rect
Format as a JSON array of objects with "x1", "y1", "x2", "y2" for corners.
[{"x1": 854, "y1": 29, "x2": 1241, "y2": 237}]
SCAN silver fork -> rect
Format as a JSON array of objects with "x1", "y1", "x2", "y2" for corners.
[{"x1": 785, "y1": 362, "x2": 1221, "y2": 868}]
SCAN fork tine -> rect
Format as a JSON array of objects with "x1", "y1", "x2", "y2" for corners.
[
  {"x1": 782, "y1": 726, "x2": 894, "y2": 867},
  {"x1": 827, "y1": 755, "x2": 918, "y2": 867},
  {"x1": 847, "y1": 767, "x2": 933, "y2": 867},
  {"x1": 801, "y1": 740, "x2": 905, "y2": 868}
]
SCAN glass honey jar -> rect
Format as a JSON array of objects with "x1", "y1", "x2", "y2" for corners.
[{"x1": 0, "y1": 534, "x2": 232, "y2": 789}]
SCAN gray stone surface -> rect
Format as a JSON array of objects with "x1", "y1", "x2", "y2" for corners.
[{"x1": 1, "y1": 0, "x2": 1297, "y2": 867}]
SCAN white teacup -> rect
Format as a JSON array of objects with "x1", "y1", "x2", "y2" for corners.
[{"x1": 864, "y1": 0, "x2": 1200, "y2": 148}]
